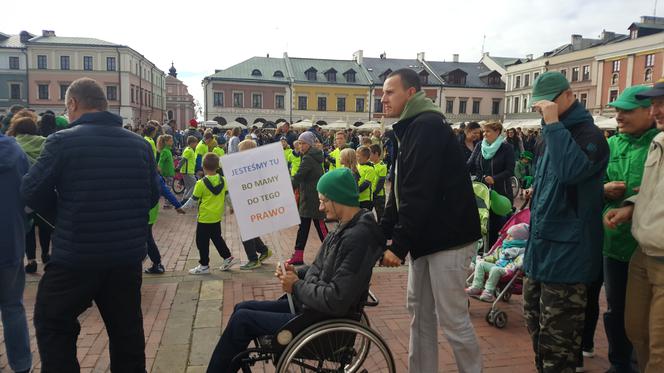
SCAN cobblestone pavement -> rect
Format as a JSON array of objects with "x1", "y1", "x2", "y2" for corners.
[{"x1": 1, "y1": 204, "x2": 611, "y2": 372}]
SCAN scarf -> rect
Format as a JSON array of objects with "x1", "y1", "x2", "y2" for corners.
[{"x1": 481, "y1": 134, "x2": 506, "y2": 160}]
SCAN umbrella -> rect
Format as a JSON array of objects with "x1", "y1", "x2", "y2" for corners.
[{"x1": 223, "y1": 121, "x2": 246, "y2": 129}]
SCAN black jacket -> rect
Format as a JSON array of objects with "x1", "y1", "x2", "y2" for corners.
[
  {"x1": 293, "y1": 210, "x2": 384, "y2": 317},
  {"x1": 381, "y1": 112, "x2": 481, "y2": 260},
  {"x1": 292, "y1": 147, "x2": 325, "y2": 219},
  {"x1": 21, "y1": 111, "x2": 160, "y2": 269},
  {"x1": 467, "y1": 141, "x2": 516, "y2": 202}
]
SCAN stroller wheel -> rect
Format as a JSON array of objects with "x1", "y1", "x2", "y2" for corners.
[
  {"x1": 493, "y1": 310, "x2": 508, "y2": 329},
  {"x1": 502, "y1": 290, "x2": 512, "y2": 302},
  {"x1": 485, "y1": 310, "x2": 495, "y2": 325}
]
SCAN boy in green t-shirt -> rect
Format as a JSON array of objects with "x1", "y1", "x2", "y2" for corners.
[
  {"x1": 356, "y1": 146, "x2": 377, "y2": 210},
  {"x1": 369, "y1": 144, "x2": 388, "y2": 220},
  {"x1": 184, "y1": 153, "x2": 236, "y2": 274},
  {"x1": 180, "y1": 136, "x2": 198, "y2": 204}
]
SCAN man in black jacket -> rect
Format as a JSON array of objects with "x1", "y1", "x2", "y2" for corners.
[
  {"x1": 21, "y1": 77, "x2": 160, "y2": 372},
  {"x1": 380, "y1": 69, "x2": 482, "y2": 373},
  {"x1": 206, "y1": 168, "x2": 384, "y2": 373}
]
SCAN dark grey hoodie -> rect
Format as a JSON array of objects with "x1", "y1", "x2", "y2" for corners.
[{"x1": 0, "y1": 134, "x2": 29, "y2": 268}]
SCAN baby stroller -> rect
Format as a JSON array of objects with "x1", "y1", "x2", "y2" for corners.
[
  {"x1": 472, "y1": 181, "x2": 491, "y2": 255},
  {"x1": 469, "y1": 207, "x2": 530, "y2": 329}
]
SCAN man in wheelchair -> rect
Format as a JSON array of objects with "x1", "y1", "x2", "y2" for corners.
[{"x1": 207, "y1": 168, "x2": 385, "y2": 373}]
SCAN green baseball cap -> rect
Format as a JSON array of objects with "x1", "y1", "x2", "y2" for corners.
[
  {"x1": 531, "y1": 72, "x2": 571, "y2": 103},
  {"x1": 607, "y1": 85, "x2": 652, "y2": 110}
]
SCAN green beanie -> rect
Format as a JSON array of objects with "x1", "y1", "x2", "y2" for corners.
[
  {"x1": 55, "y1": 116, "x2": 69, "y2": 129},
  {"x1": 317, "y1": 168, "x2": 360, "y2": 207}
]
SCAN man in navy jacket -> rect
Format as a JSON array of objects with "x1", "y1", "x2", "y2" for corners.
[{"x1": 21, "y1": 77, "x2": 159, "y2": 372}]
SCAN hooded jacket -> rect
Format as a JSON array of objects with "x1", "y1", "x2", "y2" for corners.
[
  {"x1": 467, "y1": 140, "x2": 516, "y2": 202},
  {"x1": 0, "y1": 135, "x2": 30, "y2": 269},
  {"x1": 15, "y1": 134, "x2": 46, "y2": 165},
  {"x1": 20, "y1": 111, "x2": 160, "y2": 269},
  {"x1": 523, "y1": 101, "x2": 609, "y2": 283},
  {"x1": 292, "y1": 146, "x2": 325, "y2": 219},
  {"x1": 381, "y1": 91, "x2": 481, "y2": 260},
  {"x1": 293, "y1": 210, "x2": 384, "y2": 317}
]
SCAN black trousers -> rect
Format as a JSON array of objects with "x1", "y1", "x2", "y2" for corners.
[
  {"x1": 374, "y1": 195, "x2": 386, "y2": 223},
  {"x1": 359, "y1": 201, "x2": 374, "y2": 211},
  {"x1": 34, "y1": 262, "x2": 145, "y2": 373},
  {"x1": 294, "y1": 217, "x2": 328, "y2": 251},
  {"x1": 25, "y1": 216, "x2": 52, "y2": 261},
  {"x1": 577, "y1": 272, "x2": 603, "y2": 367},
  {"x1": 604, "y1": 256, "x2": 638, "y2": 372},
  {"x1": 196, "y1": 222, "x2": 231, "y2": 266},
  {"x1": 145, "y1": 224, "x2": 161, "y2": 265},
  {"x1": 242, "y1": 237, "x2": 268, "y2": 262}
]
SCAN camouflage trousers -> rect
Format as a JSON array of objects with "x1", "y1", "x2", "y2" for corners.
[{"x1": 523, "y1": 277, "x2": 587, "y2": 373}]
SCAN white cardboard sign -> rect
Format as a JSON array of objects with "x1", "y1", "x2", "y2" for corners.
[{"x1": 221, "y1": 142, "x2": 300, "y2": 241}]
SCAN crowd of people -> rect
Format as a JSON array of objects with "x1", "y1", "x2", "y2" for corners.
[{"x1": 1, "y1": 69, "x2": 663, "y2": 373}]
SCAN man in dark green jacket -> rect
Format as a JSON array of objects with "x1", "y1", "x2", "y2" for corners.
[
  {"x1": 602, "y1": 86, "x2": 658, "y2": 373},
  {"x1": 525, "y1": 72, "x2": 609, "y2": 373}
]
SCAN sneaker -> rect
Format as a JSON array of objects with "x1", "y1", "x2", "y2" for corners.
[
  {"x1": 240, "y1": 260, "x2": 262, "y2": 270},
  {"x1": 219, "y1": 256, "x2": 238, "y2": 271},
  {"x1": 258, "y1": 249, "x2": 273, "y2": 263},
  {"x1": 189, "y1": 264, "x2": 210, "y2": 275},
  {"x1": 465, "y1": 287, "x2": 483, "y2": 296},
  {"x1": 145, "y1": 263, "x2": 165, "y2": 274},
  {"x1": 479, "y1": 290, "x2": 496, "y2": 302},
  {"x1": 576, "y1": 366, "x2": 585, "y2": 372},
  {"x1": 582, "y1": 349, "x2": 594, "y2": 358},
  {"x1": 25, "y1": 261, "x2": 37, "y2": 274}
]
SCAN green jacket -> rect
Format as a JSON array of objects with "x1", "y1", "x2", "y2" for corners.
[
  {"x1": 158, "y1": 146, "x2": 175, "y2": 177},
  {"x1": 603, "y1": 127, "x2": 659, "y2": 262},
  {"x1": 292, "y1": 147, "x2": 325, "y2": 219},
  {"x1": 15, "y1": 134, "x2": 46, "y2": 165}
]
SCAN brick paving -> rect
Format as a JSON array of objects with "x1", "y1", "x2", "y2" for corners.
[{"x1": 1, "y1": 203, "x2": 612, "y2": 372}]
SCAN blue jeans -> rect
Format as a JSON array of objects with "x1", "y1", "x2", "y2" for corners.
[
  {"x1": 0, "y1": 264, "x2": 32, "y2": 372},
  {"x1": 207, "y1": 299, "x2": 295, "y2": 373}
]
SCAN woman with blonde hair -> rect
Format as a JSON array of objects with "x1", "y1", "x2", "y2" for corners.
[{"x1": 339, "y1": 148, "x2": 359, "y2": 181}]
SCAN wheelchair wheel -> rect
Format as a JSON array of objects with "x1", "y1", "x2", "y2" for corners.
[
  {"x1": 172, "y1": 176, "x2": 185, "y2": 195},
  {"x1": 510, "y1": 176, "x2": 520, "y2": 199},
  {"x1": 276, "y1": 319, "x2": 395, "y2": 373}
]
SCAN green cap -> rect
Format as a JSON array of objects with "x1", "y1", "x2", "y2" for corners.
[
  {"x1": 531, "y1": 72, "x2": 571, "y2": 103},
  {"x1": 607, "y1": 85, "x2": 653, "y2": 110},
  {"x1": 55, "y1": 116, "x2": 69, "y2": 128},
  {"x1": 520, "y1": 151, "x2": 533, "y2": 161},
  {"x1": 317, "y1": 168, "x2": 360, "y2": 207}
]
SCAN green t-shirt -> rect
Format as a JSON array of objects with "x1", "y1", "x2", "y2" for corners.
[
  {"x1": 182, "y1": 147, "x2": 196, "y2": 174},
  {"x1": 357, "y1": 163, "x2": 377, "y2": 202},
  {"x1": 193, "y1": 174, "x2": 227, "y2": 223},
  {"x1": 195, "y1": 141, "x2": 209, "y2": 158}
]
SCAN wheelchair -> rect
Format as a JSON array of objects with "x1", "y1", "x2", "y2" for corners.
[{"x1": 231, "y1": 290, "x2": 396, "y2": 372}]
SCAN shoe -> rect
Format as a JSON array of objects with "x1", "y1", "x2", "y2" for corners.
[
  {"x1": 189, "y1": 264, "x2": 210, "y2": 275},
  {"x1": 465, "y1": 287, "x2": 483, "y2": 296},
  {"x1": 285, "y1": 250, "x2": 304, "y2": 266},
  {"x1": 479, "y1": 290, "x2": 496, "y2": 302},
  {"x1": 240, "y1": 260, "x2": 262, "y2": 270},
  {"x1": 258, "y1": 249, "x2": 273, "y2": 263},
  {"x1": 145, "y1": 263, "x2": 165, "y2": 274},
  {"x1": 582, "y1": 349, "x2": 594, "y2": 358},
  {"x1": 219, "y1": 256, "x2": 238, "y2": 271},
  {"x1": 25, "y1": 261, "x2": 37, "y2": 273}
]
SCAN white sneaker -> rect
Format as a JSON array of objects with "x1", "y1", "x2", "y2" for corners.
[
  {"x1": 189, "y1": 264, "x2": 210, "y2": 275},
  {"x1": 575, "y1": 367, "x2": 585, "y2": 372},
  {"x1": 220, "y1": 256, "x2": 238, "y2": 271},
  {"x1": 582, "y1": 349, "x2": 594, "y2": 358}
]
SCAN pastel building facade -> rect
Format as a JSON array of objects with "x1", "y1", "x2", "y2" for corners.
[{"x1": 165, "y1": 63, "x2": 196, "y2": 130}]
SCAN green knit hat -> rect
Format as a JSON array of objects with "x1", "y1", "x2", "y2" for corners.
[
  {"x1": 317, "y1": 168, "x2": 360, "y2": 207},
  {"x1": 55, "y1": 116, "x2": 69, "y2": 129}
]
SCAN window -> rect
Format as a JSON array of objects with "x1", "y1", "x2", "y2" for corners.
[
  {"x1": 419, "y1": 72, "x2": 428, "y2": 85},
  {"x1": 514, "y1": 75, "x2": 521, "y2": 89},
  {"x1": 609, "y1": 90, "x2": 619, "y2": 103},
  {"x1": 273, "y1": 70, "x2": 284, "y2": 78},
  {"x1": 472, "y1": 99, "x2": 481, "y2": 114},
  {"x1": 533, "y1": 72, "x2": 540, "y2": 81},
  {"x1": 317, "y1": 97, "x2": 327, "y2": 111},
  {"x1": 10, "y1": 84, "x2": 20, "y2": 100},
  {"x1": 344, "y1": 71, "x2": 356, "y2": 83},
  {"x1": 524, "y1": 74, "x2": 530, "y2": 87},
  {"x1": 581, "y1": 65, "x2": 590, "y2": 81},
  {"x1": 275, "y1": 94, "x2": 285, "y2": 109},
  {"x1": 355, "y1": 98, "x2": 365, "y2": 112},
  {"x1": 374, "y1": 98, "x2": 382, "y2": 113},
  {"x1": 459, "y1": 99, "x2": 467, "y2": 114},
  {"x1": 131, "y1": 86, "x2": 134, "y2": 103},
  {"x1": 233, "y1": 92, "x2": 243, "y2": 108},
  {"x1": 447, "y1": 71, "x2": 466, "y2": 86},
  {"x1": 60, "y1": 56, "x2": 70, "y2": 70},
  {"x1": 580, "y1": 93, "x2": 588, "y2": 108},
  {"x1": 612, "y1": 60, "x2": 620, "y2": 73},
  {"x1": 252, "y1": 93, "x2": 262, "y2": 108},
  {"x1": 513, "y1": 97, "x2": 520, "y2": 113},
  {"x1": 298, "y1": 96, "x2": 307, "y2": 110},
  {"x1": 492, "y1": 100, "x2": 501, "y2": 115},
  {"x1": 38, "y1": 84, "x2": 49, "y2": 100},
  {"x1": 213, "y1": 92, "x2": 224, "y2": 107},
  {"x1": 645, "y1": 54, "x2": 655, "y2": 67},
  {"x1": 84, "y1": 56, "x2": 93, "y2": 71},
  {"x1": 446, "y1": 99, "x2": 454, "y2": 113},
  {"x1": 560, "y1": 69, "x2": 567, "y2": 79},
  {"x1": 324, "y1": 70, "x2": 336, "y2": 82},
  {"x1": 572, "y1": 67, "x2": 579, "y2": 82},
  {"x1": 645, "y1": 68, "x2": 654, "y2": 82},
  {"x1": 251, "y1": 69, "x2": 262, "y2": 77},
  {"x1": 611, "y1": 73, "x2": 619, "y2": 86},
  {"x1": 37, "y1": 55, "x2": 47, "y2": 69},
  {"x1": 60, "y1": 84, "x2": 69, "y2": 100},
  {"x1": 488, "y1": 75, "x2": 501, "y2": 85},
  {"x1": 106, "y1": 57, "x2": 116, "y2": 71},
  {"x1": 337, "y1": 97, "x2": 346, "y2": 112},
  {"x1": 9, "y1": 56, "x2": 19, "y2": 70},
  {"x1": 107, "y1": 86, "x2": 117, "y2": 101},
  {"x1": 305, "y1": 68, "x2": 317, "y2": 81},
  {"x1": 523, "y1": 96, "x2": 529, "y2": 111}
]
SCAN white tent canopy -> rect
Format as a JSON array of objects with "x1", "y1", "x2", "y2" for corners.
[
  {"x1": 292, "y1": 119, "x2": 313, "y2": 130},
  {"x1": 222, "y1": 120, "x2": 245, "y2": 129},
  {"x1": 503, "y1": 119, "x2": 542, "y2": 129},
  {"x1": 593, "y1": 116, "x2": 618, "y2": 129},
  {"x1": 201, "y1": 120, "x2": 222, "y2": 129},
  {"x1": 327, "y1": 120, "x2": 348, "y2": 130},
  {"x1": 359, "y1": 121, "x2": 382, "y2": 130}
]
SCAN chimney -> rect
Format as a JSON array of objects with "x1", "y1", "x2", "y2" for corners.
[
  {"x1": 571, "y1": 34, "x2": 583, "y2": 49},
  {"x1": 600, "y1": 30, "x2": 616, "y2": 41},
  {"x1": 526, "y1": 54, "x2": 533, "y2": 61},
  {"x1": 42, "y1": 30, "x2": 55, "y2": 37},
  {"x1": 353, "y1": 50, "x2": 364, "y2": 65},
  {"x1": 19, "y1": 31, "x2": 31, "y2": 43},
  {"x1": 452, "y1": 54, "x2": 459, "y2": 63},
  {"x1": 417, "y1": 52, "x2": 426, "y2": 61},
  {"x1": 483, "y1": 52, "x2": 490, "y2": 57},
  {"x1": 640, "y1": 16, "x2": 664, "y2": 25}
]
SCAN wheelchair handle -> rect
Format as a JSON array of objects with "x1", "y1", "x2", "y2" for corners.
[{"x1": 365, "y1": 290, "x2": 379, "y2": 307}]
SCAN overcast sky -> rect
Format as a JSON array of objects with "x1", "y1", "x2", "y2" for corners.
[{"x1": 3, "y1": 0, "x2": 661, "y2": 115}]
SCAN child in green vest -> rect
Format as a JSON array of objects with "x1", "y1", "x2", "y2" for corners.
[
  {"x1": 157, "y1": 135, "x2": 175, "y2": 196},
  {"x1": 180, "y1": 136, "x2": 198, "y2": 204},
  {"x1": 356, "y1": 146, "x2": 377, "y2": 210},
  {"x1": 369, "y1": 144, "x2": 388, "y2": 220}
]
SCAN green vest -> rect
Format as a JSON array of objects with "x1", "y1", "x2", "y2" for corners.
[
  {"x1": 357, "y1": 163, "x2": 377, "y2": 202},
  {"x1": 373, "y1": 161, "x2": 388, "y2": 197},
  {"x1": 144, "y1": 136, "x2": 157, "y2": 160}
]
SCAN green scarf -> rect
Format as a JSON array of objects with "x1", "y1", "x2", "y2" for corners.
[
  {"x1": 399, "y1": 91, "x2": 442, "y2": 121},
  {"x1": 15, "y1": 134, "x2": 46, "y2": 165},
  {"x1": 481, "y1": 134, "x2": 505, "y2": 160}
]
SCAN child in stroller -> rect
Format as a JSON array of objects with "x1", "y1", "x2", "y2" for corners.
[{"x1": 466, "y1": 223, "x2": 529, "y2": 302}]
